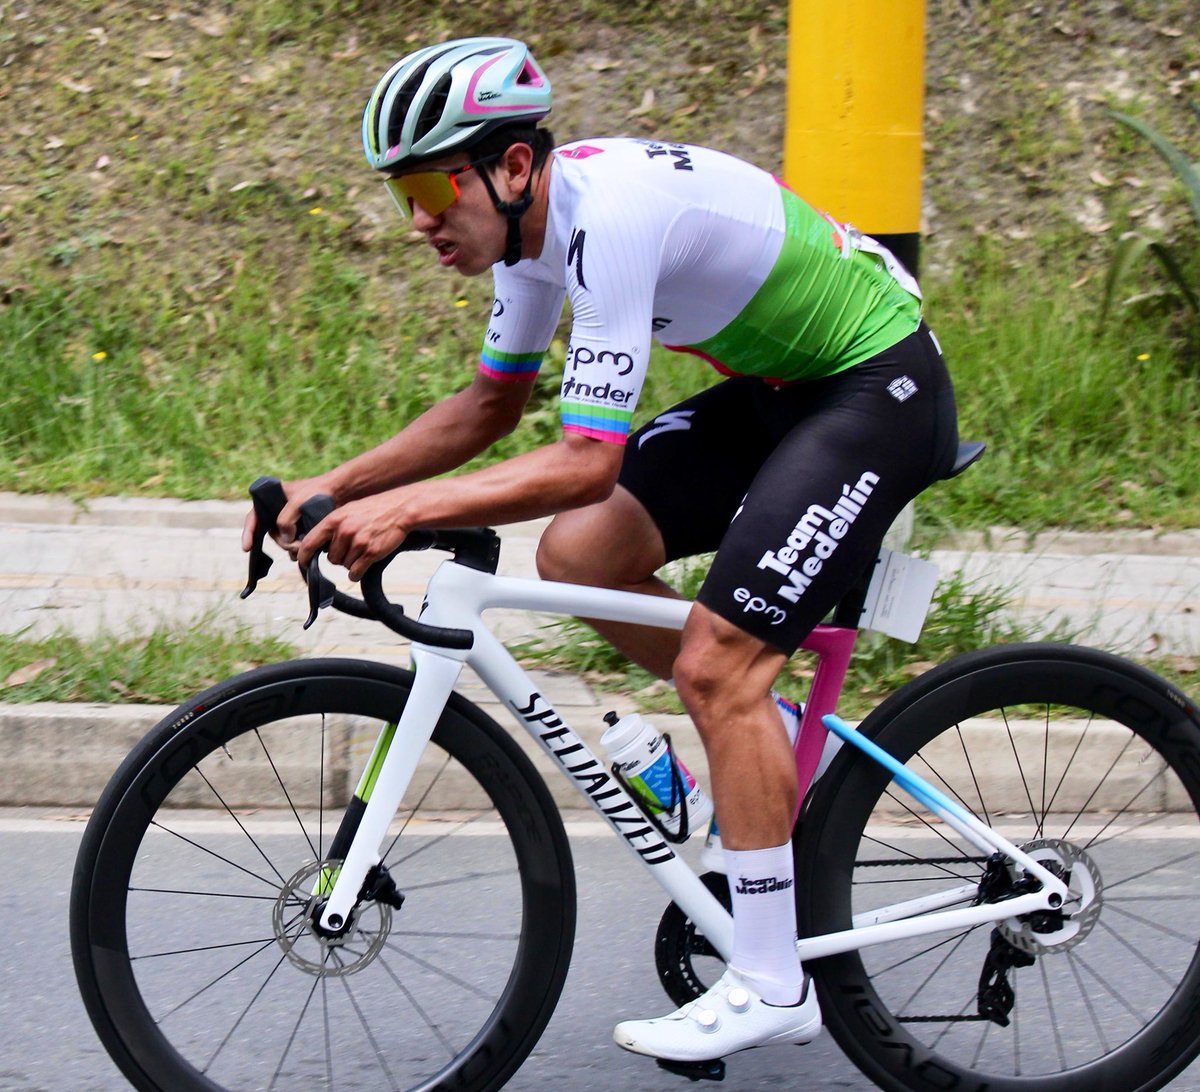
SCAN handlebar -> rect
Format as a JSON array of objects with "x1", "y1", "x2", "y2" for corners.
[{"x1": 241, "y1": 476, "x2": 499, "y2": 650}]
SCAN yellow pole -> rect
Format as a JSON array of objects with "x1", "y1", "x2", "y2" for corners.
[{"x1": 783, "y1": 0, "x2": 926, "y2": 273}]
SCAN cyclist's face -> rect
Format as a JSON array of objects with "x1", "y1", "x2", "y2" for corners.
[{"x1": 401, "y1": 154, "x2": 509, "y2": 277}]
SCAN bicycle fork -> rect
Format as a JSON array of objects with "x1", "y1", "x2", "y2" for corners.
[{"x1": 314, "y1": 647, "x2": 464, "y2": 934}]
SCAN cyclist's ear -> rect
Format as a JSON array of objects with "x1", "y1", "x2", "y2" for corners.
[{"x1": 494, "y1": 141, "x2": 534, "y2": 195}]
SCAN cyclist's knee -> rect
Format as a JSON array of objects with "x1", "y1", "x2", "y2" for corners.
[
  {"x1": 537, "y1": 493, "x2": 665, "y2": 587},
  {"x1": 674, "y1": 608, "x2": 784, "y2": 720},
  {"x1": 536, "y1": 512, "x2": 595, "y2": 583}
]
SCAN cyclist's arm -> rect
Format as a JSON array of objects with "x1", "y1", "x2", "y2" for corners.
[
  {"x1": 295, "y1": 431, "x2": 622, "y2": 580},
  {"x1": 241, "y1": 372, "x2": 533, "y2": 551}
]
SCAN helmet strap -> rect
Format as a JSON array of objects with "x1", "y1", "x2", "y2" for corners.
[{"x1": 475, "y1": 165, "x2": 534, "y2": 267}]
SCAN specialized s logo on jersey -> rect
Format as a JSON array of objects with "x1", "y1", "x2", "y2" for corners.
[
  {"x1": 568, "y1": 228, "x2": 587, "y2": 289},
  {"x1": 637, "y1": 410, "x2": 694, "y2": 448}
]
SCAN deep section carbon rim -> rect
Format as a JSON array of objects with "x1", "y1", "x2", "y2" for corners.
[
  {"x1": 71, "y1": 660, "x2": 575, "y2": 1092},
  {"x1": 801, "y1": 645, "x2": 1200, "y2": 1092}
]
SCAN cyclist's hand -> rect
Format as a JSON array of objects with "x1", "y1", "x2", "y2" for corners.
[
  {"x1": 241, "y1": 476, "x2": 336, "y2": 559},
  {"x1": 295, "y1": 490, "x2": 409, "y2": 582}
]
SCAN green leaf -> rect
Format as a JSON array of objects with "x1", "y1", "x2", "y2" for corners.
[
  {"x1": 1147, "y1": 242, "x2": 1200, "y2": 314},
  {"x1": 1099, "y1": 233, "x2": 1153, "y2": 327},
  {"x1": 1110, "y1": 109, "x2": 1200, "y2": 228}
]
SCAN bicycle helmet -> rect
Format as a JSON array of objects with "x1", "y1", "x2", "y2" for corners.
[{"x1": 362, "y1": 37, "x2": 551, "y2": 173}]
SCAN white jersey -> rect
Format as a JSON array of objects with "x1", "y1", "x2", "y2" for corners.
[{"x1": 479, "y1": 138, "x2": 921, "y2": 443}]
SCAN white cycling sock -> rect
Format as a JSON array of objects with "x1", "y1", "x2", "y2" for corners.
[{"x1": 726, "y1": 842, "x2": 804, "y2": 1006}]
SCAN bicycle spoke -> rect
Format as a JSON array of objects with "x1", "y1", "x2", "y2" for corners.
[
  {"x1": 270, "y1": 975, "x2": 323, "y2": 1091},
  {"x1": 1038, "y1": 956, "x2": 1068, "y2": 1070},
  {"x1": 376, "y1": 949, "x2": 462, "y2": 1059},
  {"x1": 393, "y1": 944, "x2": 508, "y2": 1004},
  {"x1": 382, "y1": 749, "x2": 455, "y2": 860},
  {"x1": 129, "y1": 886, "x2": 279, "y2": 902},
  {"x1": 202, "y1": 947, "x2": 292, "y2": 1075},
  {"x1": 1066, "y1": 947, "x2": 1112, "y2": 1053},
  {"x1": 191, "y1": 765, "x2": 292, "y2": 888},
  {"x1": 153, "y1": 937, "x2": 280, "y2": 1023},
  {"x1": 335, "y1": 972, "x2": 402, "y2": 1092},
  {"x1": 400, "y1": 867, "x2": 521, "y2": 893},
  {"x1": 1041, "y1": 709, "x2": 1094, "y2": 817},
  {"x1": 149, "y1": 821, "x2": 281, "y2": 892},
  {"x1": 1070, "y1": 943, "x2": 1150, "y2": 1024},
  {"x1": 252, "y1": 726, "x2": 320, "y2": 863},
  {"x1": 1001, "y1": 707, "x2": 1041, "y2": 834},
  {"x1": 1104, "y1": 847, "x2": 1200, "y2": 893},
  {"x1": 887, "y1": 927, "x2": 977, "y2": 1005},
  {"x1": 1106, "y1": 899, "x2": 1199, "y2": 946},
  {"x1": 858, "y1": 826, "x2": 980, "y2": 884},
  {"x1": 133, "y1": 936, "x2": 279, "y2": 961}
]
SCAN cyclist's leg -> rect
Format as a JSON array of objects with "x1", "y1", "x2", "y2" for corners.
[
  {"x1": 618, "y1": 326, "x2": 959, "y2": 1061},
  {"x1": 536, "y1": 485, "x2": 681, "y2": 678},
  {"x1": 537, "y1": 377, "x2": 771, "y2": 679}
]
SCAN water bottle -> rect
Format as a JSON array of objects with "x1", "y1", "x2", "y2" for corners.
[{"x1": 600, "y1": 711, "x2": 712, "y2": 839}]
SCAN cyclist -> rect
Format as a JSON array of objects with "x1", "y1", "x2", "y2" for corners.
[{"x1": 245, "y1": 36, "x2": 959, "y2": 1066}]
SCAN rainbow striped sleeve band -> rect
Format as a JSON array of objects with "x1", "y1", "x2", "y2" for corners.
[
  {"x1": 561, "y1": 401, "x2": 633, "y2": 444},
  {"x1": 479, "y1": 347, "x2": 543, "y2": 382}
]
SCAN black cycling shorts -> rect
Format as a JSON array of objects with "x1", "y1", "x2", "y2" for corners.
[{"x1": 617, "y1": 322, "x2": 959, "y2": 654}]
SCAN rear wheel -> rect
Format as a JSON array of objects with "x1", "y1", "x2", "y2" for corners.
[
  {"x1": 800, "y1": 643, "x2": 1200, "y2": 1092},
  {"x1": 70, "y1": 658, "x2": 576, "y2": 1091}
]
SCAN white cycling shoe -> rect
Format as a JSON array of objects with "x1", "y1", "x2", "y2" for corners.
[{"x1": 614, "y1": 970, "x2": 822, "y2": 1062}]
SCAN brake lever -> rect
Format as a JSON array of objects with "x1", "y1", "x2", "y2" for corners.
[
  {"x1": 296, "y1": 495, "x2": 337, "y2": 629},
  {"x1": 241, "y1": 476, "x2": 288, "y2": 599}
]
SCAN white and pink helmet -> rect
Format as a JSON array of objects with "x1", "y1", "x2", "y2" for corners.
[{"x1": 362, "y1": 37, "x2": 552, "y2": 172}]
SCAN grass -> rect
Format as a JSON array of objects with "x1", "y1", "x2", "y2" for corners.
[
  {"x1": 919, "y1": 242, "x2": 1200, "y2": 532},
  {"x1": 0, "y1": 618, "x2": 295, "y2": 704},
  {"x1": 0, "y1": 1, "x2": 1196, "y2": 705},
  {"x1": 2, "y1": 242, "x2": 1195, "y2": 530}
]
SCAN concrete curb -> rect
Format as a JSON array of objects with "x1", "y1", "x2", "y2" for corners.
[
  {"x1": 0, "y1": 492, "x2": 1195, "y2": 813},
  {"x1": 2, "y1": 490, "x2": 1196, "y2": 553}
]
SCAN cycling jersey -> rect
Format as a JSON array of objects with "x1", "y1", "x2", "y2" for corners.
[{"x1": 480, "y1": 138, "x2": 923, "y2": 444}]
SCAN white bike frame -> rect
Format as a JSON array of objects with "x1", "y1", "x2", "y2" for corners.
[{"x1": 316, "y1": 555, "x2": 1071, "y2": 963}]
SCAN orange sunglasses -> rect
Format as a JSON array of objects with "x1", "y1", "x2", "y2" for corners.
[{"x1": 383, "y1": 154, "x2": 501, "y2": 219}]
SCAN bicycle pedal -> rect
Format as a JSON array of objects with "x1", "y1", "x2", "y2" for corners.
[{"x1": 655, "y1": 1057, "x2": 726, "y2": 1082}]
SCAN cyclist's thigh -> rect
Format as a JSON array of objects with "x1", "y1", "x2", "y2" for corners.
[
  {"x1": 538, "y1": 484, "x2": 668, "y2": 584},
  {"x1": 698, "y1": 326, "x2": 958, "y2": 654},
  {"x1": 617, "y1": 376, "x2": 776, "y2": 562}
]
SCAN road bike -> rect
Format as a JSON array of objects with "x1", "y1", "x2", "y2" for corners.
[{"x1": 70, "y1": 451, "x2": 1200, "y2": 1091}]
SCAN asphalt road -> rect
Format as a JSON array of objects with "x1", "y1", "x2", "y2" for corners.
[{"x1": 6, "y1": 811, "x2": 1200, "y2": 1092}]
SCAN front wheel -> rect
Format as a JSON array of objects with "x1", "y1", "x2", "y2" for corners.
[
  {"x1": 70, "y1": 658, "x2": 576, "y2": 1092},
  {"x1": 799, "y1": 643, "x2": 1200, "y2": 1092}
]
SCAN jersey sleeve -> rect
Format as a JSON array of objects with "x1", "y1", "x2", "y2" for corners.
[
  {"x1": 557, "y1": 206, "x2": 660, "y2": 445},
  {"x1": 480, "y1": 265, "x2": 564, "y2": 383}
]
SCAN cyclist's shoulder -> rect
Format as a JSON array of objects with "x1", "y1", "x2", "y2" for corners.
[
  {"x1": 552, "y1": 137, "x2": 770, "y2": 197},
  {"x1": 548, "y1": 138, "x2": 779, "y2": 254}
]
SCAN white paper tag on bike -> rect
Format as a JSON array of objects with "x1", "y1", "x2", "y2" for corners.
[{"x1": 859, "y1": 548, "x2": 938, "y2": 643}]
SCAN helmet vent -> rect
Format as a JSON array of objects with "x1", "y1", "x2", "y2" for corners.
[
  {"x1": 386, "y1": 59, "x2": 434, "y2": 151},
  {"x1": 517, "y1": 59, "x2": 543, "y2": 87},
  {"x1": 413, "y1": 73, "x2": 453, "y2": 144}
]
